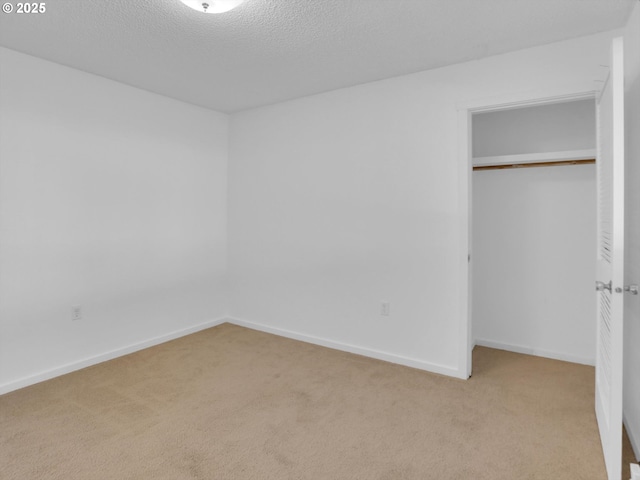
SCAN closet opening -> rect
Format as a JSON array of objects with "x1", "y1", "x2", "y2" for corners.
[{"x1": 469, "y1": 98, "x2": 597, "y2": 369}]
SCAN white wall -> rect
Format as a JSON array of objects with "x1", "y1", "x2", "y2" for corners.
[
  {"x1": 623, "y1": 0, "x2": 640, "y2": 459},
  {"x1": 228, "y1": 31, "x2": 616, "y2": 376},
  {"x1": 472, "y1": 102, "x2": 596, "y2": 365},
  {"x1": 0, "y1": 48, "x2": 229, "y2": 392},
  {"x1": 472, "y1": 99, "x2": 595, "y2": 157},
  {"x1": 472, "y1": 164, "x2": 596, "y2": 364}
]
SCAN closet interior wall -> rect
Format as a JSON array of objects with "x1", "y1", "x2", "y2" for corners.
[{"x1": 471, "y1": 100, "x2": 597, "y2": 365}]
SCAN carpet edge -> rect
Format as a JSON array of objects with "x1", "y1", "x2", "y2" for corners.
[
  {"x1": 474, "y1": 338, "x2": 595, "y2": 366},
  {"x1": 227, "y1": 316, "x2": 465, "y2": 379},
  {"x1": 0, "y1": 316, "x2": 228, "y2": 395}
]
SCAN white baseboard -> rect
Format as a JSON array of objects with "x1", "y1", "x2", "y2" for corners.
[
  {"x1": 473, "y1": 338, "x2": 595, "y2": 366},
  {"x1": 0, "y1": 317, "x2": 227, "y2": 396},
  {"x1": 227, "y1": 317, "x2": 465, "y2": 379},
  {"x1": 625, "y1": 413, "x2": 640, "y2": 461}
]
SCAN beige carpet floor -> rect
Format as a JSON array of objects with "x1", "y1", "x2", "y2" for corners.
[{"x1": 0, "y1": 323, "x2": 636, "y2": 479}]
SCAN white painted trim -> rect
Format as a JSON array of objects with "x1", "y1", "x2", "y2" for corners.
[
  {"x1": 456, "y1": 81, "x2": 598, "y2": 114},
  {"x1": 457, "y1": 106, "x2": 472, "y2": 379},
  {"x1": 474, "y1": 338, "x2": 595, "y2": 366},
  {"x1": 228, "y1": 317, "x2": 465, "y2": 379},
  {"x1": 624, "y1": 413, "x2": 640, "y2": 461},
  {"x1": 472, "y1": 149, "x2": 596, "y2": 167},
  {"x1": 0, "y1": 317, "x2": 228, "y2": 395},
  {"x1": 456, "y1": 82, "x2": 599, "y2": 382}
]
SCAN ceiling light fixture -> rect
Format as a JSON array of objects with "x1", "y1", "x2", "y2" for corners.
[{"x1": 178, "y1": 0, "x2": 245, "y2": 14}]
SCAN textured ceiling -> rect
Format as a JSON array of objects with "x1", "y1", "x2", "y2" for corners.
[{"x1": 0, "y1": 0, "x2": 635, "y2": 113}]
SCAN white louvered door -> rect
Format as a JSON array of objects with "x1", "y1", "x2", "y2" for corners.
[{"x1": 595, "y1": 36, "x2": 624, "y2": 480}]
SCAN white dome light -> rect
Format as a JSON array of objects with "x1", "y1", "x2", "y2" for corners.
[{"x1": 179, "y1": 0, "x2": 245, "y2": 14}]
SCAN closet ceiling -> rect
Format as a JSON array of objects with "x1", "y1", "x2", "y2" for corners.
[{"x1": 0, "y1": 0, "x2": 635, "y2": 113}]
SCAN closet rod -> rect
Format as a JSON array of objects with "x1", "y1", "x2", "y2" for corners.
[{"x1": 473, "y1": 158, "x2": 595, "y2": 171}]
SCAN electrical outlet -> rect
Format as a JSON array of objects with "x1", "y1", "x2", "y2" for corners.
[
  {"x1": 380, "y1": 301, "x2": 390, "y2": 317},
  {"x1": 72, "y1": 305, "x2": 82, "y2": 321}
]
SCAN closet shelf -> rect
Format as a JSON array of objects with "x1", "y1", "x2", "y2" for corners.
[{"x1": 472, "y1": 149, "x2": 596, "y2": 168}]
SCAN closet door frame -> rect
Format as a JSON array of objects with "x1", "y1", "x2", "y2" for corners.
[{"x1": 456, "y1": 82, "x2": 599, "y2": 379}]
